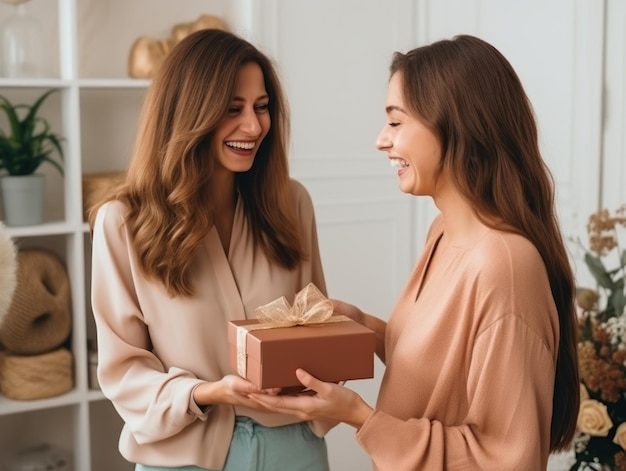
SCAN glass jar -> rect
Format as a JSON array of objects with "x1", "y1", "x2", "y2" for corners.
[{"x1": 1, "y1": 1, "x2": 45, "y2": 78}]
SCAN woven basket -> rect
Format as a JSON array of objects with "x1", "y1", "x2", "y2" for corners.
[
  {"x1": 82, "y1": 171, "x2": 125, "y2": 220},
  {"x1": 0, "y1": 348, "x2": 74, "y2": 400}
]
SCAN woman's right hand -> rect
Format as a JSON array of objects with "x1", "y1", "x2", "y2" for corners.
[{"x1": 193, "y1": 375, "x2": 281, "y2": 409}]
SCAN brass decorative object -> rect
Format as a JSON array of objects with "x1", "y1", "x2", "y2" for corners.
[{"x1": 128, "y1": 14, "x2": 228, "y2": 79}]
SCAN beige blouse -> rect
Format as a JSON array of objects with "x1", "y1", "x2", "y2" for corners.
[
  {"x1": 356, "y1": 215, "x2": 559, "y2": 470},
  {"x1": 91, "y1": 179, "x2": 327, "y2": 469}
]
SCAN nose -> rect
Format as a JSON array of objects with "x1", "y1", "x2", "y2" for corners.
[
  {"x1": 240, "y1": 109, "x2": 261, "y2": 135},
  {"x1": 375, "y1": 125, "x2": 391, "y2": 151}
]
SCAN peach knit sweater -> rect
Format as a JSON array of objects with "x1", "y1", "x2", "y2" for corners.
[{"x1": 357, "y1": 216, "x2": 558, "y2": 470}]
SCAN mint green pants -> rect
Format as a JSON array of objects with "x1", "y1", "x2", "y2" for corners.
[{"x1": 135, "y1": 416, "x2": 330, "y2": 471}]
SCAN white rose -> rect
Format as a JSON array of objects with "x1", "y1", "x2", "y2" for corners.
[
  {"x1": 613, "y1": 422, "x2": 626, "y2": 449},
  {"x1": 577, "y1": 399, "x2": 613, "y2": 436}
]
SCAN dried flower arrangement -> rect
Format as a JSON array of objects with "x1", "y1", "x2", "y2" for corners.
[{"x1": 571, "y1": 204, "x2": 626, "y2": 470}]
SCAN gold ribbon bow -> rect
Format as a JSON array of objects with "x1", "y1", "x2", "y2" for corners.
[
  {"x1": 236, "y1": 283, "x2": 349, "y2": 379},
  {"x1": 255, "y1": 282, "x2": 334, "y2": 326}
]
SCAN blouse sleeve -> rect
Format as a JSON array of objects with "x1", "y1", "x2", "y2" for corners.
[
  {"x1": 91, "y1": 202, "x2": 208, "y2": 445},
  {"x1": 356, "y1": 315, "x2": 555, "y2": 470}
]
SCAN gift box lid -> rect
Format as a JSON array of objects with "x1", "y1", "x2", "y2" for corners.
[{"x1": 229, "y1": 318, "x2": 374, "y2": 360}]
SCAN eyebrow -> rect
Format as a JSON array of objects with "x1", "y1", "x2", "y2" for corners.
[
  {"x1": 385, "y1": 105, "x2": 407, "y2": 114},
  {"x1": 232, "y1": 94, "x2": 269, "y2": 102}
]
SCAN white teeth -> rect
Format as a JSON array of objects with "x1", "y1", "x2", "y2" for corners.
[
  {"x1": 390, "y1": 158, "x2": 408, "y2": 168},
  {"x1": 226, "y1": 141, "x2": 255, "y2": 150}
]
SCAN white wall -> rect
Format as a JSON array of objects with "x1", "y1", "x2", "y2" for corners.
[{"x1": 602, "y1": 0, "x2": 626, "y2": 210}]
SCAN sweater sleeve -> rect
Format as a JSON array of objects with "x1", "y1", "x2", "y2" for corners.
[
  {"x1": 91, "y1": 202, "x2": 208, "y2": 445},
  {"x1": 356, "y1": 315, "x2": 555, "y2": 470}
]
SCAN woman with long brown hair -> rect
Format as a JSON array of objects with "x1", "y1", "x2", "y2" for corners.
[
  {"x1": 89, "y1": 29, "x2": 331, "y2": 471},
  {"x1": 249, "y1": 34, "x2": 580, "y2": 470}
]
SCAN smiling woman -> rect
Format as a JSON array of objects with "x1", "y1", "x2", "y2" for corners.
[
  {"x1": 87, "y1": 28, "x2": 332, "y2": 471},
  {"x1": 247, "y1": 34, "x2": 580, "y2": 471}
]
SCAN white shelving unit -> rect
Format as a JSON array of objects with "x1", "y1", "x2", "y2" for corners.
[{"x1": 0, "y1": 0, "x2": 248, "y2": 469}]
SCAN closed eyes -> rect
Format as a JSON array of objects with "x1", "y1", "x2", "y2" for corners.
[{"x1": 227, "y1": 103, "x2": 269, "y2": 116}]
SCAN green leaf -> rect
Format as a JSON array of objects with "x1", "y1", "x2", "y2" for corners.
[
  {"x1": 585, "y1": 252, "x2": 616, "y2": 290},
  {"x1": 0, "y1": 95, "x2": 22, "y2": 143},
  {"x1": 0, "y1": 89, "x2": 64, "y2": 176},
  {"x1": 24, "y1": 89, "x2": 57, "y2": 128},
  {"x1": 610, "y1": 280, "x2": 626, "y2": 316}
]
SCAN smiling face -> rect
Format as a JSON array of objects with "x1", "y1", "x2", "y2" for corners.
[
  {"x1": 376, "y1": 71, "x2": 443, "y2": 197},
  {"x1": 212, "y1": 62, "x2": 271, "y2": 176}
]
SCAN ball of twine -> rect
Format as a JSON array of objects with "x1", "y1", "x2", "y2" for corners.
[
  {"x1": 0, "y1": 348, "x2": 74, "y2": 400},
  {"x1": 0, "y1": 249, "x2": 72, "y2": 355}
]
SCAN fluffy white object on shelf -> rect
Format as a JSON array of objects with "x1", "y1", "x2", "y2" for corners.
[{"x1": 0, "y1": 222, "x2": 17, "y2": 324}]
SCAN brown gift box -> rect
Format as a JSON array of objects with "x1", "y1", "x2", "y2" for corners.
[
  {"x1": 227, "y1": 283, "x2": 375, "y2": 389},
  {"x1": 228, "y1": 317, "x2": 376, "y2": 389}
]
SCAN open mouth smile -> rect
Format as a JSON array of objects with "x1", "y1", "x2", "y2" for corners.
[
  {"x1": 226, "y1": 141, "x2": 256, "y2": 151},
  {"x1": 390, "y1": 158, "x2": 409, "y2": 168}
]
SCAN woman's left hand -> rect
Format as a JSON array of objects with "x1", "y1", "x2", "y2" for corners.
[{"x1": 247, "y1": 368, "x2": 373, "y2": 429}]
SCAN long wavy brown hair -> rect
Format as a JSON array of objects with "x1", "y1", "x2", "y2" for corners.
[
  {"x1": 390, "y1": 34, "x2": 579, "y2": 451},
  {"x1": 88, "y1": 29, "x2": 304, "y2": 297}
]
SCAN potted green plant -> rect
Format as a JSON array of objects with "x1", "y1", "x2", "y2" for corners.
[{"x1": 0, "y1": 88, "x2": 64, "y2": 226}]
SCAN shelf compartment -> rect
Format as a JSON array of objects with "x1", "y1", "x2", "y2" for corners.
[
  {"x1": 76, "y1": 0, "x2": 232, "y2": 79},
  {"x1": 0, "y1": 87, "x2": 67, "y2": 224},
  {"x1": 0, "y1": 404, "x2": 76, "y2": 469},
  {"x1": 0, "y1": 0, "x2": 61, "y2": 79},
  {"x1": 79, "y1": 88, "x2": 144, "y2": 175}
]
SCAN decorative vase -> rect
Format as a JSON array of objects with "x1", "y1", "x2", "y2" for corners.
[
  {"x1": 0, "y1": 174, "x2": 45, "y2": 226},
  {"x1": 0, "y1": 0, "x2": 45, "y2": 78}
]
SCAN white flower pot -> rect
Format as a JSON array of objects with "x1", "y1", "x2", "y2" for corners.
[{"x1": 0, "y1": 174, "x2": 45, "y2": 226}]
